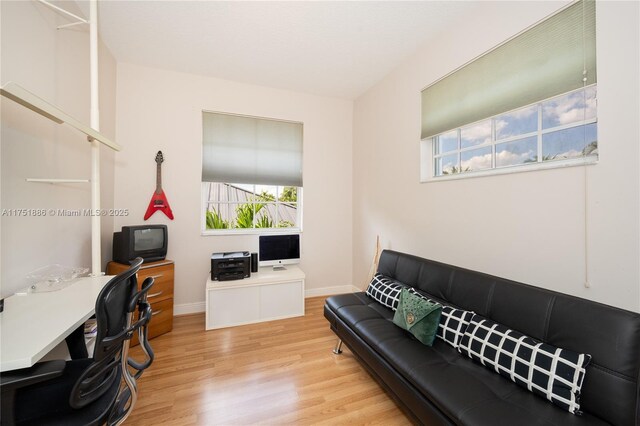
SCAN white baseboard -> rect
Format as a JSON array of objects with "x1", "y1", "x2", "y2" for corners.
[
  {"x1": 173, "y1": 285, "x2": 359, "y2": 316},
  {"x1": 305, "y1": 285, "x2": 360, "y2": 298},
  {"x1": 174, "y1": 301, "x2": 206, "y2": 316}
]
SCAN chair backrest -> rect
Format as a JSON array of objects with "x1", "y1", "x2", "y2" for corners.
[{"x1": 69, "y1": 258, "x2": 146, "y2": 410}]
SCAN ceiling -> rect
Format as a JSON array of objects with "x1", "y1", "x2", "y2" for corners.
[{"x1": 81, "y1": 1, "x2": 481, "y2": 100}]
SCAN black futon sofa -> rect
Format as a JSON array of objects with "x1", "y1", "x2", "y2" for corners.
[{"x1": 324, "y1": 250, "x2": 640, "y2": 425}]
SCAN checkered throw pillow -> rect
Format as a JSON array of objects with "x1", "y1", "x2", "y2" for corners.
[
  {"x1": 458, "y1": 314, "x2": 591, "y2": 414},
  {"x1": 407, "y1": 288, "x2": 474, "y2": 348},
  {"x1": 365, "y1": 274, "x2": 405, "y2": 310}
]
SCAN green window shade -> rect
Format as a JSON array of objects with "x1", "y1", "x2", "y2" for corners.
[
  {"x1": 202, "y1": 111, "x2": 303, "y2": 187},
  {"x1": 421, "y1": 0, "x2": 596, "y2": 140}
]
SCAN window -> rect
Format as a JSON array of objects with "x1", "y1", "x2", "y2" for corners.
[
  {"x1": 430, "y1": 85, "x2": 597, "y2": 178},
  {"x1": 202, "y1": 111, "x2": 303, "y2": 234},
  {"x1": 203, "y1": 183, "x2": 301, "y2": 231},
  {"x1": 420, "y1": 0, "x2": 596, "y2": 181}
]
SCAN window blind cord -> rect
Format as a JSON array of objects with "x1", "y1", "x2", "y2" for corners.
[{"x1": 582, "y1": 0, "x2": 590, "y2": 289}]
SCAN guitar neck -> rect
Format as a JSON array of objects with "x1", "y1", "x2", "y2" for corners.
[{"x1": 156, "y1": 163, "x2": 162, "y2": 193}]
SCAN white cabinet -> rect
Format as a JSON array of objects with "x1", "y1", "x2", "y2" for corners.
[{"x1": 205, "y1": 266, "x2": 305, "y2": 330}]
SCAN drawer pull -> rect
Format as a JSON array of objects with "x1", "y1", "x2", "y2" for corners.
[
  {"x1": 149, "y1": 274, "x2": 164, "y2": 279},
  {"x1": 148, "y1": 291, "x2": 163, "y2": 299},
  {"x1": 151, "y1": 309, "x2": 162, "y2": 317}
]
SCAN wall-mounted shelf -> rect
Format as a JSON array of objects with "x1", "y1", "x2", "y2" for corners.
[
  {"x1": 0, "y1": 82, "x2": 121, "y2": 151},
  {"x1": 36, "y1": 0, "x2": 89, "y2": 30},
  {"x1": 26, "y1": 178, "x2": 90, "y2": 184},
  {"x1": 7, "y1": 0, "x2": 108, "y2": 276}
]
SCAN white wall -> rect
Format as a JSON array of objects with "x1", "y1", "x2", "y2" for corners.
[
  {"x1": 0, "y1": 1, "x2": 117, "y2": 297},
  {"x1": 114, "y1": 63, "x2": 353, "y2": 312},
  {"x1": 353, "y1": 1, "x2": 640, "y2": 312}
]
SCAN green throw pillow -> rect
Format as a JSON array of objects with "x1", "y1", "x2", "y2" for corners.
[{"x1": 393, "y1": 288, "x2": 442, "y2": 346}]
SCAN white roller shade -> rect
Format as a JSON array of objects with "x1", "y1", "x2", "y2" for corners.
[
  {"x1": 421, "y1": 0, "x2": 596, "y2": 140},
  {"x1": 202, "y1": 111, "x2": 303, "y2": 187}
]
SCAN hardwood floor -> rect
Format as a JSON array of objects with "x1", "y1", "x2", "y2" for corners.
[{"x1": 126, "y1": 297, "x2": 410, "y2": 425}]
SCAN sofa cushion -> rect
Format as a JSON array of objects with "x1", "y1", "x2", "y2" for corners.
[
  {"x1": 365, "y1": 273, "x2": 405, "y2": 310},
  {"x1": 393, "y1": 288, "x2": 442, "y2": 346},
  {"x1": 325, "y1": 291, "x2": 394, "y2": 323},
  {"x1": 408, "y1": 288, "x2": 474, "y2": 348},
  {"x1": 459, "y1": 314, "x2": 591, "y2": 415},
  {"x1": 438, "y1": 304, "x2": 475, "y2": 349}
]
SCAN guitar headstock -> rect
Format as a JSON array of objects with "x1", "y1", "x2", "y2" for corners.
[{"x1": 155, "y1": 151, "x2": 164, "y2": 164}]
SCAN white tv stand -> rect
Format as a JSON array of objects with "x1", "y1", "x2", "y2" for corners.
[{"x1": 205, "y1": 265, "x2": 305, "y2": 330}]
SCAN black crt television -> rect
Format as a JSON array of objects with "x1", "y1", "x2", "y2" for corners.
[
  {"x1": 113, "y1": 225, "x2": 168, "y2": 264},
  {"x1": 259, "y1": 234, "x2": 300, "y2": 269}
]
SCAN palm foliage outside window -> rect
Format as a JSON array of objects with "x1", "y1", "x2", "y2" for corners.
[{"x1": 204, "y1": 183, "x2": 300, "y2": 231}]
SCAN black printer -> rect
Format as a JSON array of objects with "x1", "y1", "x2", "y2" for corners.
[{"x1": 211, "y1": 251, "x2": 251, "y2": 281}]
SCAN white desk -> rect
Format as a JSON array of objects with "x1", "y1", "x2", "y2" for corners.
[{"x1": 0, "y1": 275, "x2": 114, "y2": 372}]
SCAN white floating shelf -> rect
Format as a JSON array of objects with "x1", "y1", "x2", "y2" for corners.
[
  {"x1": 0, "y1": 82, "x2": 121, "y2": 151},
  {"x1": 36, "y1": 0, "x2": 88, "y2": 29},
  {"x1": 26, "y1": 178, "x2": 90, "y2": 184}
]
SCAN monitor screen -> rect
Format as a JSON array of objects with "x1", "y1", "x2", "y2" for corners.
[
  {"x1": 134, "y1": 228, "x2": 165, "y2": 251},
  {"x1": 259, "y1": 234, "x2": 300, "y2": 266}
]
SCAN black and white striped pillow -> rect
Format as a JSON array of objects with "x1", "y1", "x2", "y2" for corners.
[
  {"x1": 458, "y1": 314, "x2": 591, "y2": 414},
  {"x1": 407, "y1": 288, "x2": 474, "y2": 348},
  {"x1": 365, "y1": 274, "x2": 405, "y2": 310}
]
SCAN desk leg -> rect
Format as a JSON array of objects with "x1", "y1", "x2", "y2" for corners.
[{"x1": 65, "y1": 324, "x2": 88, "y2": 359}]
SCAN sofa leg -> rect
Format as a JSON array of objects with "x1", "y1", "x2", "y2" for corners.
[{"x1": 333, "y1": 339, "x2": 343, "y2": 354}]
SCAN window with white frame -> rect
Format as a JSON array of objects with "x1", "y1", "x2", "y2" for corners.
[
  {"x1": 420, "y1": 0, "x2": 597, "y2": 181},
  {"x1": 203, "y1": 183, "x2": 301, "y2": 230},
  {"x1": 432, "y1": 85, "x2": 597, "y2": 177},
  {"x1": 202, "y1": 111, "x2": 303, "y2": 233}
]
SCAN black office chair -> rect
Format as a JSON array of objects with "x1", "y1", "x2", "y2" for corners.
[{"x1": 0, "y1": 258, "x2": 155, "y2": 426}]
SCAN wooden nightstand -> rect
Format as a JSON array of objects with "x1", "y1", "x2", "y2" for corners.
[{"x1": 106, "y1": 260, "x2": 174, "y2": 345}]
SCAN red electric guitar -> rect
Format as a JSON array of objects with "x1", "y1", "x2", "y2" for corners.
[{"x1": 144, "y1": 151, "x2": 174, "y2": 220}]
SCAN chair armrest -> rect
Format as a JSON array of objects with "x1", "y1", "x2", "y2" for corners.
[{"x1": 0, "y1": 360, "x2": 65, "y2": 389}]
